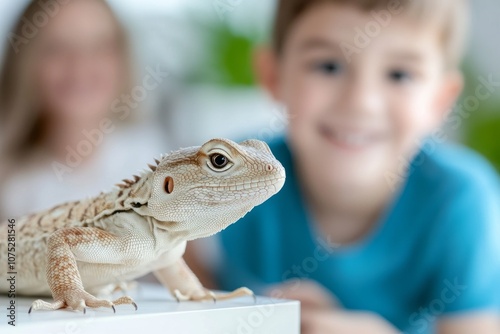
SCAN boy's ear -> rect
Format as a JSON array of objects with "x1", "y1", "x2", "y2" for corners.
[
  {"x1": 432, "y1": 70, "x2": 464, "y2": 124},
  {"x1": 253, "y1": 46, "x2": 281, "y2": 100}
]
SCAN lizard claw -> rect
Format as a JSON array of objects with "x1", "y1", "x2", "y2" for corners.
[
  {"x1": 209, "y1": 287, "x2": 255, "y2": 302},
  {"x1": 209, "y1": 290, "x2": 216, "y2": 304},
  {"x1": 206, "y1": 289, "x2": 216, "y2": 303},
  {"x1": 173, "y1": 289, "x2": 188, "y2": 302},
  {"x1": 29, "y1": 299, "x2": 65, "y2": 313},
  {"x1": 28, "y1": 290, "x2": 133, "y2": 313},
  {"x1": 111, "y1": 296, "x2": 138, "y2": 310},
  {"x1": 173, "y1": 287, "x2": 255, "y2": 303}
]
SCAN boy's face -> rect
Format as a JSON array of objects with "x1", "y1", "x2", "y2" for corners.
[{"x1": 263, "y1": 3, "x2": 462, "y2": 188}]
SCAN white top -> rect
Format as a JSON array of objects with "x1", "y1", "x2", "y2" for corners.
[{"x1": 0, "y1": 283, "x2": 300, "y2": 334}]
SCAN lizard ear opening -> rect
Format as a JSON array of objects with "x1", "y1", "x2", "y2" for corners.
[{"x1": 164, "y1": 176, "x2": 174, "y2": 194}]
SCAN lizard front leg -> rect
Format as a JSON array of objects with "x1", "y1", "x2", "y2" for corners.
[
  {"x1": 29, "y1": 227, "x2": 137, "y2": 313},
  {"x1": 154, "y1": 258, "x2": 254, "y2": 302}
]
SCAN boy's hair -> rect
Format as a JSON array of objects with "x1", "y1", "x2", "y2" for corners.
[{"x1": 272, "y1": 0, "x2": 468, "y2": 69}]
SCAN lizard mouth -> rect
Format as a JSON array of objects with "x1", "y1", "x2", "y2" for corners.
[
  {"x1": 214, "y1": 177, "x2": 284, "y2": 192},
  {"x1": 192, "y1": 175, "x2": 285, "y2": 195}
]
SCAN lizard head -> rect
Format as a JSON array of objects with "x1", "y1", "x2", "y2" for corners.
[{"x1": 146, "y1": 138, "x2": 285, "y2": 239}]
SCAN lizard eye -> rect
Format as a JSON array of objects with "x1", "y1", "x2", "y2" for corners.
[
  {"x1": 210, "y1": 154, "x2": 228, "y2": 168},
  {"x1": 208, "y1": 153, "x2": 233, "y2": 172}
]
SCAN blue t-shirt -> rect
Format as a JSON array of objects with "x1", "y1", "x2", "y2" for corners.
[{"x1": 214, "y1": 137, "x2": 500, "y2": 334}]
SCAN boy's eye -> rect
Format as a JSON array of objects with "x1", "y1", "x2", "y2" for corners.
[
  {"x1": 313, "y1": 61, "x2": 342, "y2": 75},
  {"x1": 388, "y1": 70, "x2": 412, "y2": 83}
]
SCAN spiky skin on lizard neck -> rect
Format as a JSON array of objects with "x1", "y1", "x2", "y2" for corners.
[{"x1": 0, "y1": 138, "x2": 286, "y2": 312}]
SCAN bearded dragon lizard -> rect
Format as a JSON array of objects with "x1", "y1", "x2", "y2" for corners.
[{"x1": 0, "y1": 138, "x2": 285, "y2": 313}]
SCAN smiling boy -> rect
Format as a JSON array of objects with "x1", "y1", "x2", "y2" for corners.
[{"x1": 186, "y1": 0, "x2": 500, "y2": 333}]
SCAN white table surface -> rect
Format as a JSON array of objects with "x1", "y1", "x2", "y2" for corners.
[{"x1": 0, "y1": 283, "x2": 300, "y2": 334}]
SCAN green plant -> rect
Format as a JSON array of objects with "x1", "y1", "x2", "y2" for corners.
[
  {"x1": 459, "y1": 62, "x2": 500, "y2": 172},
  {"x1": 184, "y1": 16, "x2": 260, "y2": 87},
  {"x1": 464, "y1": 111, "x2": 500, "y2": 172}
]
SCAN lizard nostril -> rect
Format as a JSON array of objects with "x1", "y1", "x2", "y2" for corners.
[{"x1": 266, "y1": 164, "x2": 273, "y2": 172}]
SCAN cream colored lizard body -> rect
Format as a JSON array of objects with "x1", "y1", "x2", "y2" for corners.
[{"x1": 0, "y1": 138, "x2": 285, "y2": 312}]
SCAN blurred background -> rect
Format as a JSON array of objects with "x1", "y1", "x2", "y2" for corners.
[{"x1": 0, "y1": 0, "x2": 498, "y2": 219}]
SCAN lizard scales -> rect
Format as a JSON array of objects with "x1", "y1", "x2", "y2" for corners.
[{"x1": 0, "y1": 138, "x2": 286, "y2": 312}]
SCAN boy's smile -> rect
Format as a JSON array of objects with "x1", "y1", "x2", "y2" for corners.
[
  {"x1": 317, "y1": 122, "x2": 387, "y2": 153},
  {"x1": 264, "y1": 2, "x2": 462, "y2": 189}
]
